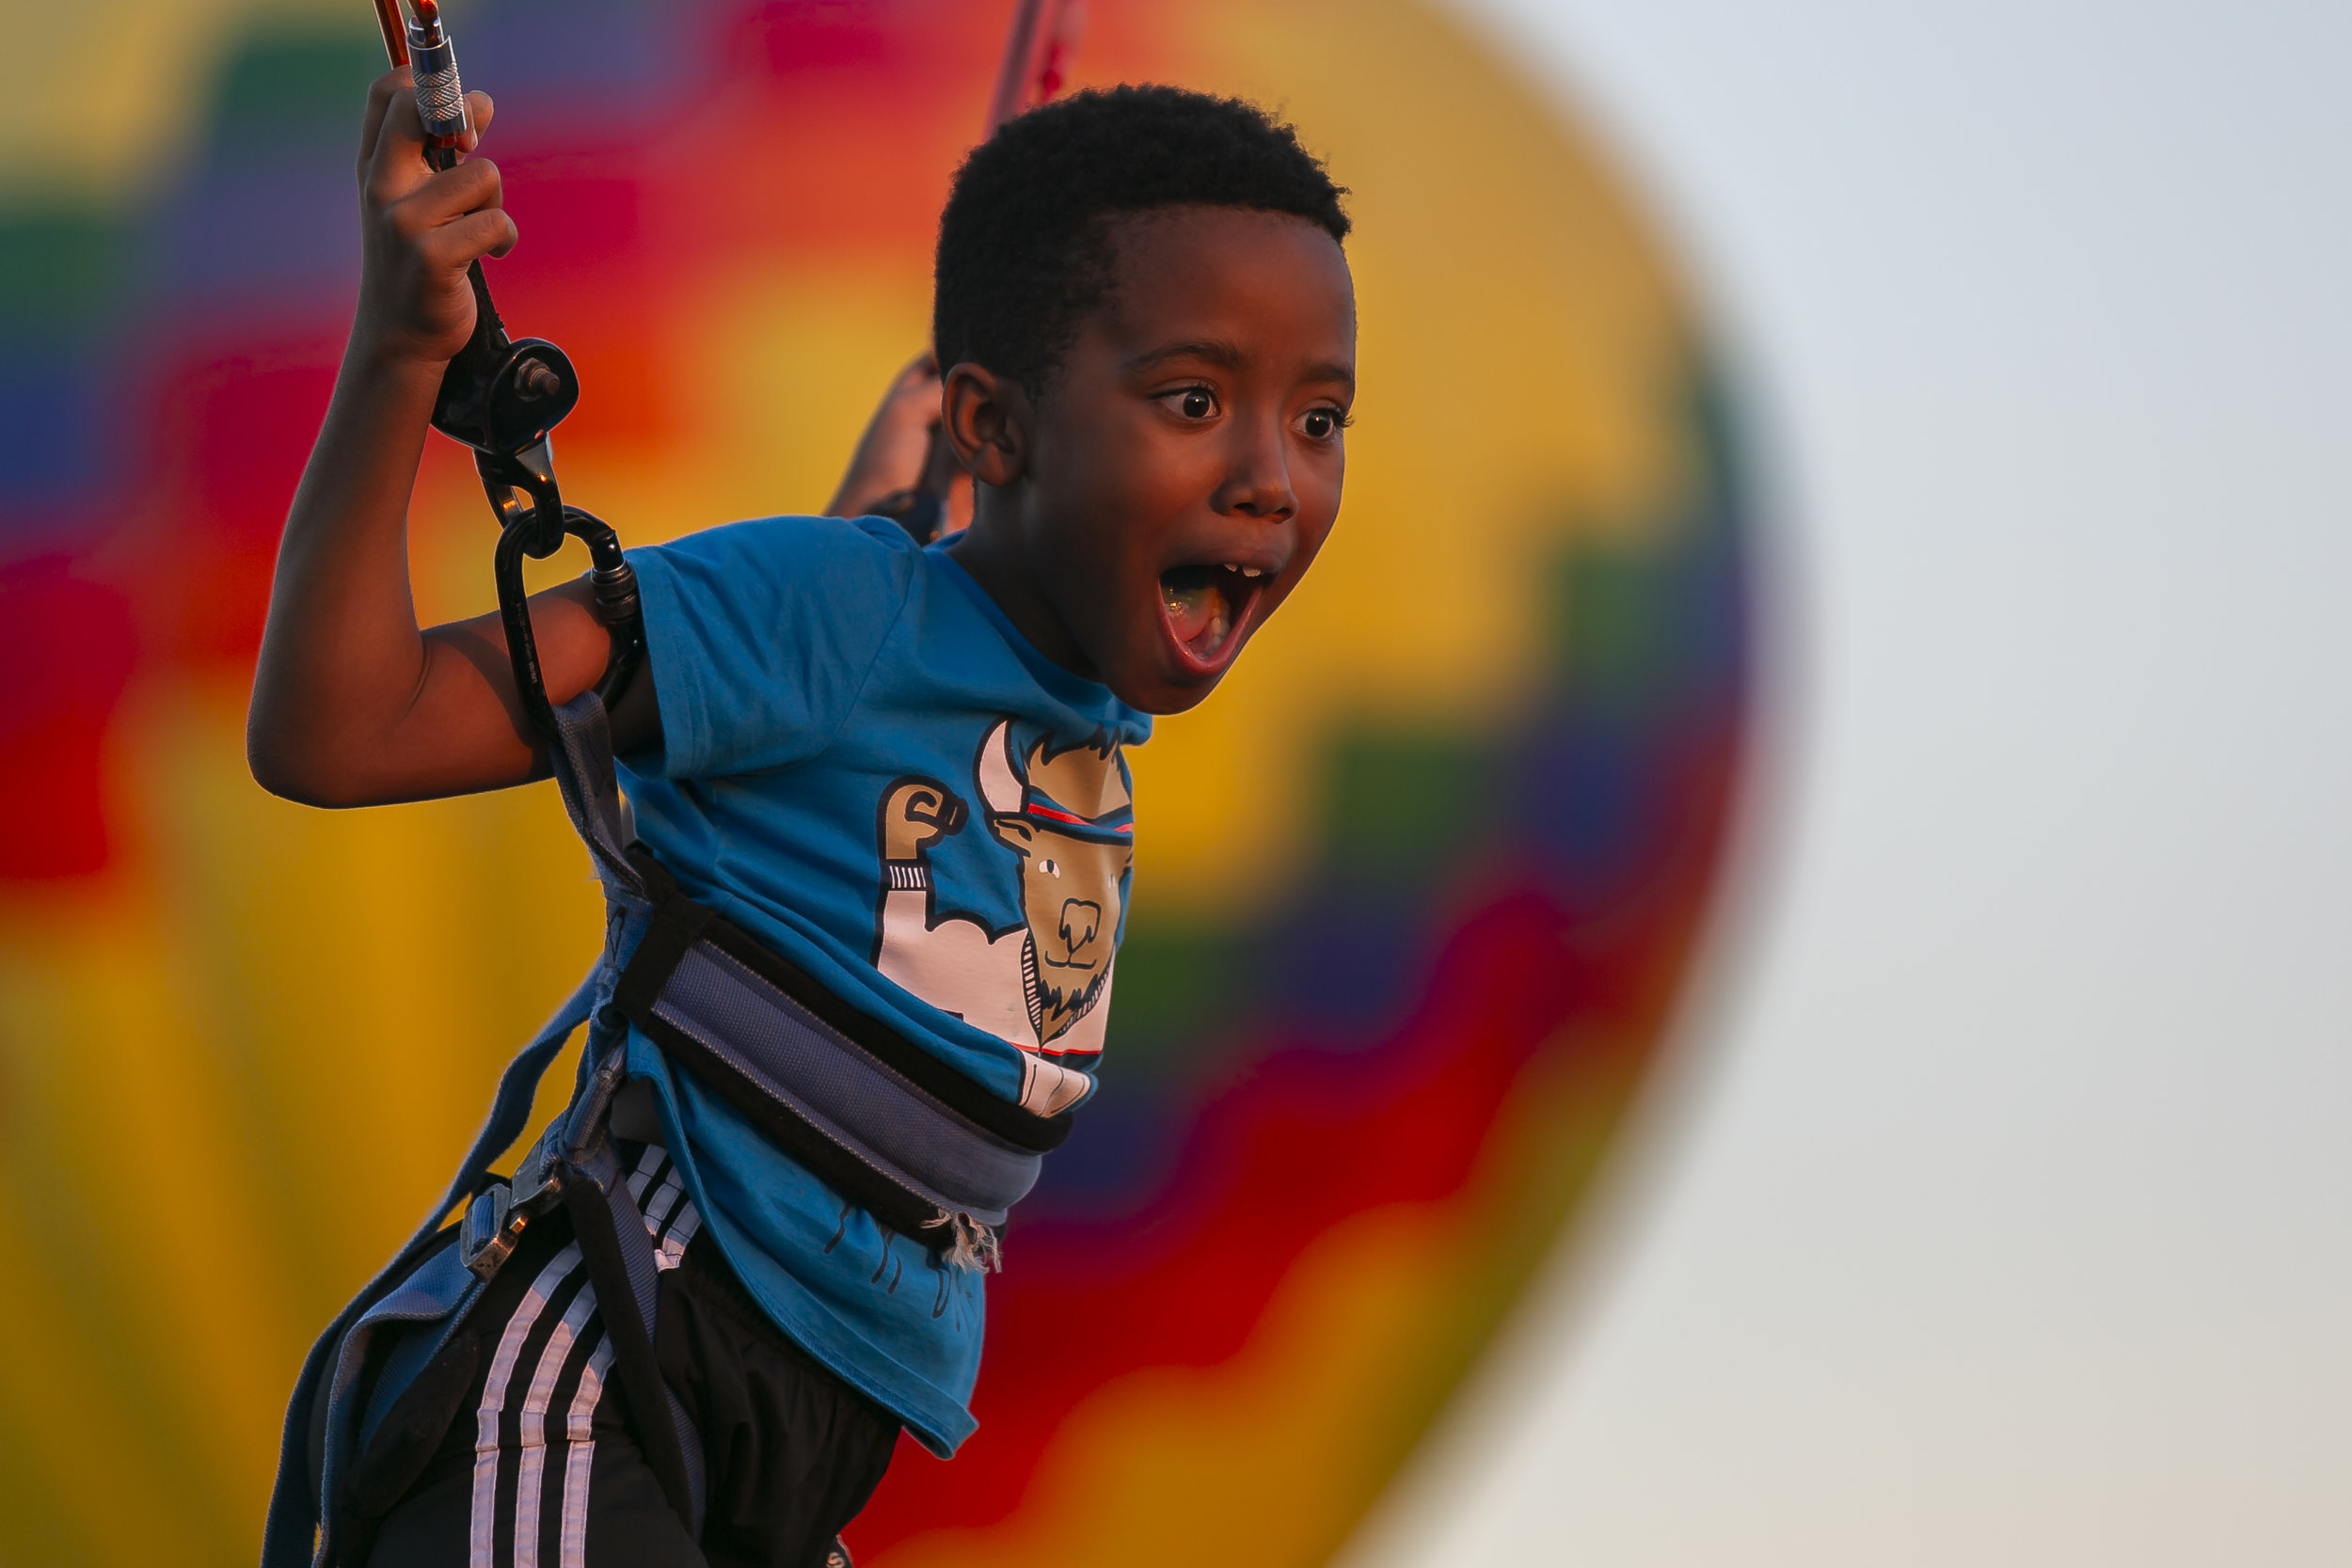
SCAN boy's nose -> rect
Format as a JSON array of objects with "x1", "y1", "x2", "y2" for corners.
[{"x1": 1211, "y1": 420, "x2": 1296, "y2": 522}]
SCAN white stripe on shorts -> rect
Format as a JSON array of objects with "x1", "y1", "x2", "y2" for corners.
[
  {"x1": 509, "y1": 1270, "x2": 606, "y2": 1568},
  {"x1": 558, "y1": 1338, "x2": 616, "y2": 1568},
  {"x1": 470, "y1": 1243, "x2": 584, "y2": 1568},
  {"x1": 465, "y1": 1142, "x2": 701, "y2": 1568}
]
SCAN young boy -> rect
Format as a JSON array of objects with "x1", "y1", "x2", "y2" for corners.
[{"x1": 251, "y1": 73, "x2": 1354, "y2": 1568}]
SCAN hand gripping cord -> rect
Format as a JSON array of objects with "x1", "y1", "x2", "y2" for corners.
[{"x1": 374, "y1": 0, "x2": 645, "y2": 743}]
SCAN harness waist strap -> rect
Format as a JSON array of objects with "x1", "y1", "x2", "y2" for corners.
[{"x1": 613, "y1": 853, "x2": 1070, "y2": 1242}]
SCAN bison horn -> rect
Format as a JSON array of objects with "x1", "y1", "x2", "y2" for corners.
[{"x1": 977, "y1": 720, "x2": 1024, "y2": 816}]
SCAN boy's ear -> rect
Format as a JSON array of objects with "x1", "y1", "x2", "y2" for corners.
[{"x1": 941, "y1": 362, "x2": 1030, "y2": 487}]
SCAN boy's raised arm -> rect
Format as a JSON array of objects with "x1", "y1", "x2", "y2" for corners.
[{"x1": 246, "y1": 71, "x2": 654, "y2": 808}]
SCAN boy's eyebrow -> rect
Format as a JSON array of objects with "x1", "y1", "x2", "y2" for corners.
[
  {"x1": 1130, "y1": 340, "x2": 1359, "y2": 391},
  {"x1": 1300, "y1": 358, "x2": 1358, "y2": 392},
  {"x1": 1128, "y1": 338, "x2": 1248, "y2": 373}
]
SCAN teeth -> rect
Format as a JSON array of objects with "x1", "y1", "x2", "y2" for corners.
[{"x1": 1240, "y1": 566, "x2": 1263, "y2": 578}]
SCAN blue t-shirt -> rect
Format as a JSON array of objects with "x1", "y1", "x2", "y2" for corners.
[{"x1": 612, "y1": 514, "x2": 1150, "y2": 1455}]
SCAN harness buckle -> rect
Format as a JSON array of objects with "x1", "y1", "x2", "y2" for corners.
[{"x1": 459, "y1": 1125, "x2": 569, "y2": 1280}]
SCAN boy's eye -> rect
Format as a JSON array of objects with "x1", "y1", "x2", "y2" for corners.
[
  {"x1": 1160, "y1": 388, "x2": 1216, "y2": 420},
  {"x1": 1301, "y1": 408, "x2": 1342, "y2": 440}
]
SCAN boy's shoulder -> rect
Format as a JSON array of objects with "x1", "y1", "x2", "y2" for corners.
[
  {"x1": 633, "y1": 511, "x2": 930, "y2": 645},
  {"x1": 628, "y1": 514, "x2": 940, "y2": 778},
  {"x1": 650, "y1": 511, "x2": 919, "y2": 577}
]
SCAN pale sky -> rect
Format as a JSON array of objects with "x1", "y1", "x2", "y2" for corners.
[{"x1": 1355, "y1": 2, "x2": 2352, "y2": 1562}]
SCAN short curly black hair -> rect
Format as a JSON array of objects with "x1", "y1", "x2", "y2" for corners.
[{"x1": 933, "y1": 84, "x2": 1350, "y2": 401}]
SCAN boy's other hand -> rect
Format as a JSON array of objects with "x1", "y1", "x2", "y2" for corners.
[
  {"x1": 826, "y1": 355, "x2": 972, "y2": 530},
  {"x1": 354, "y1": 69, "x2": 513, "y2": 371}
]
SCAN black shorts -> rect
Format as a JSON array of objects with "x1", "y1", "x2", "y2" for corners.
[{"x1": 361, "y1": 1142, "x2": 898, "y2": 1568}]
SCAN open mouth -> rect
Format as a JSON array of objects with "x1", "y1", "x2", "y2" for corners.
[{"x1": 1158, "y1": 562, "x2": 1267, "y2": 670}]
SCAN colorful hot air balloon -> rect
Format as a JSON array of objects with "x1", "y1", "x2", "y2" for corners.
[{"x1": 0, "y1": 2, "x2": 1752, "y2": 1562}]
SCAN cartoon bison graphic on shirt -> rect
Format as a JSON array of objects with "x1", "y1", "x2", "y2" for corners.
[{"x1": 871, "y1": 720, "x2": 1134, "y2": 1116}]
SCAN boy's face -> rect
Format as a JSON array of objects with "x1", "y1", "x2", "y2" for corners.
[{"x1": 955, "y1": 205, "x2": 1357, "y2": 714}]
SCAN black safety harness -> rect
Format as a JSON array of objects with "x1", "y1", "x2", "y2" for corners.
[{"x1": 262, "y1": 687, "x2": 1071, "y2": 1567}]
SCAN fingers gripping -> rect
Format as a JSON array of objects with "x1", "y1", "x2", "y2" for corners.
[
  {"x1": 393, "y1": 157, "x2": 508, "y2": 238},
  {"x1": 366, "y1": 78, "x2": 498, "y2": 201},
  {"x1": 418, "y1": 208, "x2": 521, "y2": 271},
  {"x1": 353, "y1": 70, "x2": 512, "y2": 364},
  {"x1": 356, "y1": 71, "x2": 403, "y2": 183}
]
